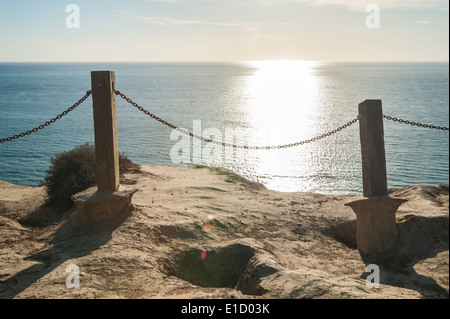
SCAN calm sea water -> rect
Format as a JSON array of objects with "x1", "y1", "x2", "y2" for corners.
[{"x1": 0, "y1": 62, "x2": 448, "y2": 195}]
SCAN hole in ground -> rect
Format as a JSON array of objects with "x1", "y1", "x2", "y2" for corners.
[
  {"x1": 327, "y1": 220, "x2": 357, "y2": 249},
  {"x1": 164, "y1": 243, "x2": 267, "y2": 294}
]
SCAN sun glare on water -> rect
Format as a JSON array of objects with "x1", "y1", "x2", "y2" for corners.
[
  {"x1": 235, "y1": 60, "x2": 323, "y2": 192},
  {"x1": 243, "y1": 60, "x2": 321, "y2": 140}
]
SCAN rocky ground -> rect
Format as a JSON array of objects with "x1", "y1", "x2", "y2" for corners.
[{"x1": 0, "y1": 165, "x2": 448, "y2": 299}]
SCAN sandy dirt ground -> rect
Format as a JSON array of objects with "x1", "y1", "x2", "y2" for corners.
[{"x1": 0, "y1": 165, "x2": 448, "y2": 299}]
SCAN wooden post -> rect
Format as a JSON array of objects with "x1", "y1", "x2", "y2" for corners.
[
  {"x1": 71, "y1": 71, "x2": 137, "y2": 223},
  {"x1": 345, "y1": 99, "x2": 406, "y2": 254},
  {"x1": 358, "y1": 100, "x2": 388, "y2": 197},
  {"x1": 91, "y1": 71, "x2": 119, "y2": 192}
]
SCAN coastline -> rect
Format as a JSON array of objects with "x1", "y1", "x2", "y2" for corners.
[{"x1": 0, "y1": 165, "x2": 448, "y2": 299}]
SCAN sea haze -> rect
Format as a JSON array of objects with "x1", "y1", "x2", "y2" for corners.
[{"x1": 0, "y1": 61, "x2": 448, "y2": 194}]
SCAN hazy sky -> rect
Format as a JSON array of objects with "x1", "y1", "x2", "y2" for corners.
[{"x1": 0, "y1": 0, "x2": 448, "y2": 62}]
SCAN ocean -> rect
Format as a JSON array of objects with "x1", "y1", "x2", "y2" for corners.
[{"x1": 0, "y1": 61, "x2": 448, "y2": 195}]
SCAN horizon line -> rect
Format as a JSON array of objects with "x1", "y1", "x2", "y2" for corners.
[{"x1": 0, "y1": 60, "x2": 449, "y2": 64}]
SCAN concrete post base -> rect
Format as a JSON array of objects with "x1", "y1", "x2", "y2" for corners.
[
  {"x1": 72, "y1": 186, "x2": 138, "y2": 224},
  {"x1": 345, "y1": 197, "x2": 407, "y2": 254}
]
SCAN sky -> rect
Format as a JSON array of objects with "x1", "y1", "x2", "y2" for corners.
[{"x1": 0, "y1": 0, "x2": 448, "y2": 62}]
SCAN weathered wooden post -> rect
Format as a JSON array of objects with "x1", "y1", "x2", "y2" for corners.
[
  {"x1": 72, "y1": 71, "x2": 137, "y2": 224},
  {"x1": 358, "y1": 100, "x2": 388, "y2": 197},
  {"x1": 91, "y1": 71, "x2": 120, "y2": 192},
  {"x1": 345, "y1": 100, "x2": 406, "y2": 254}
]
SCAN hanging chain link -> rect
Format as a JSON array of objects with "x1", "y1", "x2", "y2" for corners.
[
  {"x1": 2, "y1": 87, "x2": 446, "y2": 148},
  {"x1": 115, "y1": 90, "x2": 360, "y2": 150},
  {"x1": 0, "y1": 91, "x2": 92, "y2": 143},
  {"x1": 383, "y1": 115, "x2": 449, "y2": 131}
]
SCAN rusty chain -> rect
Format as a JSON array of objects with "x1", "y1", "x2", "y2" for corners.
[
  {"x1": 115, "y1": 90, "x2": 360, "y2": 150},
  {"x1": 3, "y1": 88, "x2": 445, "y2": 146},
  {"x1": 383, "y1": 115, "x2": 449, "y2": 131},
  {"x1": 0, "y1": 91, "x2": 92, "y2": 143}
]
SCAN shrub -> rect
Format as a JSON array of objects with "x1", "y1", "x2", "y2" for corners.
[{"x1": 44, "y1": 143, "x2": 138, "y2": 210}]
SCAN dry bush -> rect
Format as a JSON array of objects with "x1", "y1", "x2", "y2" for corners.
[{"x1": 44, "y1": 143, "x2": 138, "y2": 210}]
